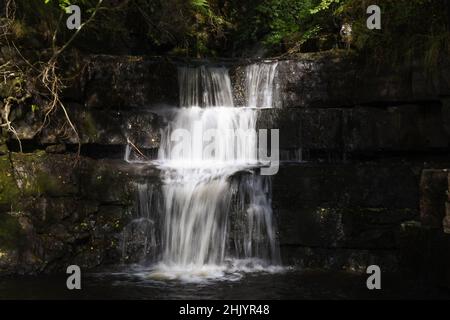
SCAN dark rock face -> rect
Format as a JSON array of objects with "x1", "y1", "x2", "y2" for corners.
[
  {"x1": 0, "y1": 153, "x2": 160, "y2": 275},
  {"x1": 41, "y1": 103, "x2": 161, "y2": 149},
  {"x1": 9, "y1": 102, "x2": 162, "y2": 155},
  {"x1": 420, "y1": 169, "x2": 449, "y2": 228},
  {"x1": 272, "y1": 163, "x2": 419, "y2": 271},
  {"x1": 231, "y1": 52, "x2": 450, "y2": 109},
  {"x1": 399, "y1": 222, "x2": 450, "y2": 289},
  {"x1": 82, "y1": 55, "x2": 179, "y2": 109},
  {"x1": 413, "y1": 171, "x2": 450, "y2": 288},
  {"x1": 257, "y1": 104, "x2": 450, "y2": 161},
  {"x1": 445, "y1": 202, "x2": 450, "y2": 234},
  {"x1": 280, "y1": 247, "x2": 399, "y2": 273},
  {"x1": 62, "y1": 52, "x2": 450, "y2": 112}
]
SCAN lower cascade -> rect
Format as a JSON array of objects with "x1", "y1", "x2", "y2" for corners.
[{"x1": 123, "y1": 63, "x2": 281, "y2": 281}]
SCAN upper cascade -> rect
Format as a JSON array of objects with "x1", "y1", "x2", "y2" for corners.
[
  {"x1": 246, "y1": 62, "x2": 278, "y2": 109},
  {"x1": 178, "y1": 65, "x2": 234, "y2": 108}
]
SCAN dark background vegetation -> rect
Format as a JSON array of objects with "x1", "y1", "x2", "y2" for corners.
[{"x1": 6, "y1": 0, "x2": 450, "y2": 61}]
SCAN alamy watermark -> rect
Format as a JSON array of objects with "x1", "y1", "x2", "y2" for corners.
[
  {"x1": 367, "y1": 5, "x2": 381, "y2": 30},
  {"x1": 66, "y1": 265, "x2": 81, "y2": 290},
  {"x1": 66, "y1": 5, "x2": 81, "y2": 30},
  {"x1": 166, "y1": 126, "x2": 279, "y2": 176},
  {"x1": 366, "y1": 265, "x2": 381, "y2": 290}
]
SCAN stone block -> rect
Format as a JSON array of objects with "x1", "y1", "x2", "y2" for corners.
[{"x1": 420, "y1": 169, "x2": 449, "y2": 228}]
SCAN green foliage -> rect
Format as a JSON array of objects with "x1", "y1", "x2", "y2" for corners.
[
  {"x1": 10, "y1": 0, "x2": 450, "y2": 62},
  {"x1": 31, "y1": 104, "x2": 39, "y2": 113},
  {"x1": 229, "y1": 0, "x2": 343, "y2": 54},
  {"x1": 310, "y1": 0, "x2": 343, "y2": 14},
  {"x1": 191, "y1": 0, "x2": 209, "y2": 11},
  {"x1": 341, "y1": 0, "x2": 450, "y2": 69},
  {"x1": 43, "y1": 0, "x2": 90, "y2": 10}
]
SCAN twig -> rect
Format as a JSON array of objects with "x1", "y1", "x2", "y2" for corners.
[
  {"x1": 53, "y1": 0, "x2": 104, "y2": 58},
  {"x1": 127, "y1": 138, "x2": 149, "y2": 160}
]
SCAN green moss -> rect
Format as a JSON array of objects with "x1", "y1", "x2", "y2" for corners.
[
  {"x1": 10, "y1": 152, "x2": 77, "y2": 197},
  {"x1": 0, "y1": 157, "x2": 20, "y2": 208},
  {"x1": 0, "y1": 143, "x2": 8, "y2": 155},
  {"x1": 82, "y1": 112, "x2": 98, "y2": 141},
  {"x1": 0, "y1": 214, "x2": 21, "y2": 250},
  {"x1": 22, "y1": 169, "x2": 76, "y2": 198},
  {"x1": 35, "y1": 172, "x2": 69, "y2": 197}
]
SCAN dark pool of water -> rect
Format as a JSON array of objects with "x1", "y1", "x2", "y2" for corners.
[{"x1": 1, "y1": 268, "x2": 449, "y2": 300}]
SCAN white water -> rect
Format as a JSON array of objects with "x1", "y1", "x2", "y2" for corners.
[
  {"x1": 123, "y1": 64, "x2": 281, "y2": 282},
  {"x1": 178, "y1": 66, "x2": 234, "y2": 108},
  {"x1": 158, "y1": 106, "x2": 258, "y2": 169},
  {"x1": 246, "y1": 62, "x2": 278, "y2": 109}
]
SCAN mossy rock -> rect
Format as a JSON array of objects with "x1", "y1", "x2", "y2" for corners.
[
  {"x1": 10, "y1": 152, "x2": 78, "y2": 197},
  {"x1": 0, "y1": 143, "x2": 8, "y2": 155},
  {"x1": 0, "y1": 213, "x2": 21, "y2": 250},
  {"x1": 0, "y1": 157, "x2": 20, "y2": 209},
  {"x1": 0, "y1": 136, "x2": 8, "y2": 155},
  {"x1": 79, "y1": 159, "x2": 136, "y2": 204}
]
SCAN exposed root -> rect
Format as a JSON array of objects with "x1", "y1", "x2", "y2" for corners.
[{"x1": 1, "y1": 0, "x2": 104, "y2": 160}]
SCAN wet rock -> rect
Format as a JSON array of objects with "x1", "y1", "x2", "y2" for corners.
[
  {"x1": 0, "y1": 153, "x2": 162, "y2": 275},
  {"x1": 256, "y1": 108, "x2": 302, "y2": 151},
  {"x1": 25, "y1": 198, "x2": 99, "y2": 228},
  {"x1": 0, "y1": 137, "x2": 8, "y2": 156},
  {"x1": 271, "y1": 52, "x2": 450, "y2": 108},
  {"x1": 78, "y1": 158, "x2": 159, "y2": 204},
  {"x1": 444, "y1": 202, "x2": 450, "y2": 234},
  {"x1": 273, "y1": 163, "x2": 419, "y2": 210},
  {"x1": 79, "y1": 52, "x2": 450, "y2": 110},
  {"x1": 0, "y1": 213, "x2": 22, "y2": 252},
  {"x1": 399, "y1": 222, "x2": 450, "y2": 288},
  {"x1": 277, "y1": 206, "x2": 415, "y2": 250},
  {"x1": 443, "y1": 98, "x2": 450, "y2": 137},
  {"x1": 38, "y1": 103, "x2": 161, "y2": 149},
  {"x1": 10, "y1": 152, "x2": 79, "y2": 198},
  {"x1": 45, "y1": 144, "x2": 66, "y2": 154},
  {"x1": 257, "y1": 104, "x2": 450, "y2": 160},
  {"x1": 273, "y1": 163, "x2": 420, "y2": 270},
  {"x1": 0, "y1": 156, "x2": 20, "y2": 211},
  {"x1": 280, "y1": 246, "x2": 399, "y2": 272},
  {"x1": 420, "y1": 169, "x2": 449, "y2": 228},
  {"x1": 83, "y1": 55, "x2": 179, "y2": 109},
  {"x1": 343, "y1": 105, "x2": 449, "y2": 152},
  {"x1": 79, "y1": 159, "x2": 134, "y2": 204}
]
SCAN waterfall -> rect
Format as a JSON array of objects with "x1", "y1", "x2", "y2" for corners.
[
  {"x1": 246, "y1": 62, "x2": 278, "y2": 109},
  {"x1": 158, "y1": 106, "x2": 258, "y2": 168},
  {"x1": 178, "y1": 66, "x2": 234, "y2": 108},
  {"x1": 121, "y1": 183, "x2": 161, "y2": 264},
  {"x1": 123, "y1": 64, "x2": 281, "y2": 281}
]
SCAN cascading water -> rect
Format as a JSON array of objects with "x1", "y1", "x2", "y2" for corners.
[
  {"x1": 123, "y1": 64, "x2": 281, "y2": 281},
  {"x1": 246, "y1": 62, "x2": 279, "y2": 109},
  {"x1": 178, "y1": 66, "x2": 234, "y2": 108}
]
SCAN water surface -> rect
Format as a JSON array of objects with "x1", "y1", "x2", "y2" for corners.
[{"x1": 1, "y1": 269, "x2": 448, "y2": 300}]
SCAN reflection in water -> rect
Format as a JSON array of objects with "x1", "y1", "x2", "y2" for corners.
[{"x1": 2, "y1": 269, "x2": 448, "y2": 300}]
